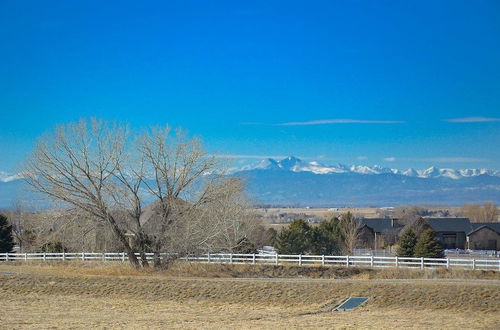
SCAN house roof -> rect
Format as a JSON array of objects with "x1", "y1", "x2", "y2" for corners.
[
  {"x1": 469, "y1": 222, "x2": 500, "y2": 235},
  {"x1": 423, "y1": 217, "x2": 472, "y2": 233},
  {"x1": 360, "y1": 218, "x2": 399, "y2": 233}
]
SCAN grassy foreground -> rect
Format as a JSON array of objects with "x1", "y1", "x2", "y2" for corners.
[{"x1": 0, "y1": 262, "x2": 499, "y2": 329}]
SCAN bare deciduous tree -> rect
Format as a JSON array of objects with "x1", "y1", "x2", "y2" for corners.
[
  {"x1": 24, "y1": 119, "x2": 143, "y2": 265},
  {"x1": 462, "y1": 202, "x2": 498, "y2": 222},
  {"x1": 24, "y1": 119, "x2": 253, "y2": 268},
  {"x1": 339, "y1": 211, "x2": 361, "y2": 254},
  {"x1": 394, "y1": 205, "x2": 428, "y2": 225}
]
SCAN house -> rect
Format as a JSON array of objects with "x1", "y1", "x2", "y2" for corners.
[
  {"x1": 421, "y1": 218, "x2": 471, "y2": 249},
  {"x1": 468, "y1": 223, "x2": 500, "y2": 250},
  {"x1": 359, "y1": 218, "x2": 403, "y2": 248},
  {"x1": 358, "y1": 217, "x2": 500, "y2": 251},
  {"x1": 421, "y1": 218, "x2": 500, "y2": 251}
]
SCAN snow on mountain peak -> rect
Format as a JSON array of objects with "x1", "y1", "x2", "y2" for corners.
[
  {"x1": 403, "y1": 168, "x2": 418, "y2": 177},
  {"x1": 254, "y1": 158, "x2": 281, "y2": 170},
  {"x1": 236, "y1": 157, "x2": 500, "y2": 179}
]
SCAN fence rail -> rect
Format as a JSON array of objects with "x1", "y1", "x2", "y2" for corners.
[{"x1": 0, "y1": 252, "x2": 499, "y2": 271}]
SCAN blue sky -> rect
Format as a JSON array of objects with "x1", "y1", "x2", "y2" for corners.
[{"x1": 0, "y1": 0, "x2": 499, "y2": 172}]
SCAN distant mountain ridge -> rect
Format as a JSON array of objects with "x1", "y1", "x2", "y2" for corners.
[
  {"x1": 231, "y1": 156, "x2": 500, "y2": 206},
  {"x1": 231, "y1": 156, "x2": 500, "y2": 179},
  {"x1": 2, "y1": 157, "x2": 500, "y2": 208}
]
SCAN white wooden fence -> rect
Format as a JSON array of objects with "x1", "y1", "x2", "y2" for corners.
[{"x1": 1, "y1": 252, "x2": 499, "y2": 271}]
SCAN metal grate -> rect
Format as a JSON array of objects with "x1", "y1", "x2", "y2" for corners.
[{"x1": 334, "y1": 297, "x2": 368, "y2": 311}]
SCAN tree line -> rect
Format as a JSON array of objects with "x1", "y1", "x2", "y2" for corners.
[
  {"x1": 275, "y1": 212, "x2": 361, "y2": 255},
  {"x1": 396, "y1": 227, "x2": 444, "y2": 258}
]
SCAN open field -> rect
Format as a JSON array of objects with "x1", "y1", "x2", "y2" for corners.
[
  {"x1": 253, "y1": 207, "x2": 382, "y2": 222},
  {"x1": 1, "y1": 262, "x2": 499, "y2": 329},
  {"x1": 252, "y1": 206, "x2": 473, "y2": 226}
]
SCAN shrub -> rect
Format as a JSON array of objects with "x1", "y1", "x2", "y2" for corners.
[{"x1": 39, "y1": 241, "x2": 67, "y2": 253}]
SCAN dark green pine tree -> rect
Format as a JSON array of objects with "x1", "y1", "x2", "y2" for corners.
[
  {"x1": 0, "y1": 214, "x2": 15, "y2": 253},
  {"x1": 396, "y1": 227, "x2": 417, "y2": 257},
  {"x1": 275, "y1": 219, "x2": 312, "y2": 254},
  {"x1": 310, "y1": 217, "x2": 343, "y2": 255},
  {"x1": 414, "y1": 229, "x2": 445, "y2": 258}
]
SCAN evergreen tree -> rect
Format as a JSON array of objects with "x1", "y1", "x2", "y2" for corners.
[
  {"x1": 310, "y1": 217, "x2": 343, "y2": 255},
  {"x1": 0, "y1": 214, "x2": 15, "y2": 253},
  {"x1": 275, "y1": 219, "x2": 312, "y2": 254},
  {"x1": 396, "y1": 227, "x2": 417, "y2": 257},
  {"x1": 414, "y1": 229, "x2": 444, "y2": 258}
]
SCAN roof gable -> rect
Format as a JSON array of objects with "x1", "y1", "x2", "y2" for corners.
[
  {"x1": 360, "y1": 218, "x2": 401, "y2": 232},
  {"x1": 469, "y1": 222, "x2": 500, "y2": 235},
  {"x1": 423, "y1": 217, "x2": 472, "y2": 233}
]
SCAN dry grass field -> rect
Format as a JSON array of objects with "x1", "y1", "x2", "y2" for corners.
[{"x1": 1, "y1": 262, "x2": 499, "y2": 329}]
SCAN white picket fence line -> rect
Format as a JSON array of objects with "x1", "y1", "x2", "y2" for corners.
[{"x1": 1, "y1": 252, "x2": 499, "y2": 271}]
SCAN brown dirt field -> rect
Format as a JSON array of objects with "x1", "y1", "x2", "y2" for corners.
[
  {"x1": 0, "y1": 263, "x2": 499, "y2": 329},
  {"x1": 2, "y1": 261, "x2": 499, "y2": 280}
]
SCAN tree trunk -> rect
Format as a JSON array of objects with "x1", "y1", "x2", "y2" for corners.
[
  {"x1": 105, "y1": 215, "x2": 141, "y2": 268},
  {"x1": 153, "y1": 251, "x2": 162, "y2": 268},
  {"x1": 139, "y1": 251, "x2": 149, "y2": 267}
]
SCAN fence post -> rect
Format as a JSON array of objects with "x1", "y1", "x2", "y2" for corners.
[
  {"x1": 81, "y1": 252, "x2": 85, "y2": 261},
  {"x1": 472, "y1": 259, "x2": 475, "y2": 270},
  {"x1": 230, "y1": 254, "x2": 233, "y2": 264},
  {"x1": 6, "y1": 253, "x2": 9, "y2": 262},
  {"x1": 102, "y1": 253, "x2": 105, "y2": 262},
  {"x1": 252, "y1": 253, "x2": 256, "y2": 265},
  {"x1": 43, "y1": 253, "x2": 46, "y2": 261},
  {"x1": 299, "y1": 254, "x2": 302, "y2": 266},
  {"x1": 321, "y1": 255, "x2": 325, "y2": 266},
  {"x1": 446, "y1": 258, "x2": 449, "y2": 269},
  {"x1": 24, "y1": 253, "x2": 28, "y2": 261},
  {"x1": 121, "y1": 252, "x2": 125, "y2": 262},
  {"x1": 346, "y1": 255, "x2": 349, "y2": 267},
  {"x1": 275, "y1": 253, "x2": 278, "y2": 265},
  {"x1": 370, "y1": 255, "x2": 374, "y2": 267},
  {"x1": 395, "y1": 256, "x2": 399, "y2": 268},
  {"x1": 421, "y1": 257, "x2": 424, "y2": 270}
]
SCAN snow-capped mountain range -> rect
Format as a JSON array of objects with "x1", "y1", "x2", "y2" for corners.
[
  {"x1": 233, "y1": 156, "x2": 500, "y2": 179},
  {"x1": 229, "y1": 156, "x2": 500, "y2": 206},
  {"x1": 2, "y1": 157, "x2": 500, "y2": 207}
]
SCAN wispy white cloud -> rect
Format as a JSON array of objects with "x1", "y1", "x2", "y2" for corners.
[
  {"x1": 277, "y1": 119, "x2": 405, "y2": 126},
  {"x1": 357, "y1": 156, "x2": 368, "y2": 161},
  {"x1": 0, "y1": 171, "x2": 24, "y2": 182},
  {"x1": 383, "y1": 157, "x2": 396, "y2": 162},
  {"x1": 446, "y1": 117, "x2": 500, "y2": 123}
]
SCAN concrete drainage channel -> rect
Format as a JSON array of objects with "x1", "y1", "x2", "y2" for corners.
[{"x1": 333, "y1": 297, "x2": 369, "y2": 311}]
